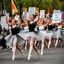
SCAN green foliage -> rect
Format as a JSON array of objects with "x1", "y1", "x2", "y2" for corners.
[
  {"x1": 52, "y1": 0, "x2": 61, "y2": 10},
  {"x1": 0, "y1": 0, "x2": 64, "y2": 15},
  {"x1": 61, "y1": 2, "x2": 64, "y2": 11}
]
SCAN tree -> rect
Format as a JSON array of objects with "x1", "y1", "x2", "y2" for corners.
[
  {"x1": 52, "y1": 0, "x2": 61, "y2": 10},
  {"x1": 61, "y1": 2, "x2": 64, "y2": 11},
  {"x1": 0, "y1": 0, "x2": 63, "y2": 16}
]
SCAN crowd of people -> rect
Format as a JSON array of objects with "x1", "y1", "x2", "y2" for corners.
[{"x1": 0, "y1": 13, "x2": 64, "y2": 60}]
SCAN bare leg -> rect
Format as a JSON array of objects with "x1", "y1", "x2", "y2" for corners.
[
  {"x1": 60, "y1": 39, "x2": 63, "y2": 47},
  {"x1": 55, "y1": 37, "x2": 59, "y2": 48},
  {"x1": 48, "y1": 37, "x2": 52, "y2": 52},
  {"x1": 25, "y1": 40, "x2": 28, "y2": 50},
  {"x1": 41, "y1": 37, "x2": 45, "y2": 55},
  {"x1": 33, "y1": 40, "x2": 40, "y2": 56},
  {"x1": 34, "y1": 39, "x2": 37, "y2": 45},
  {"x1": 51, "y1": 38, "x2": 55, "y2": 47},
  {"x1": 12, "y1": 39, "x2": 17, "y2": 60},
  {"x1": 28, "y1": 38, "x2": 33, "y2": 60},
  {"x1": 16, "y1": 43, "x2": 24, "y2": 56},
  {"x1": 45, "y1": 40, "x2": 48, "y2": 48}
]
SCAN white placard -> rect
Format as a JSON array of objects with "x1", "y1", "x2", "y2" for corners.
[
  {"x1": 1, "y1": 16, "x2": 8, "y2": 29},
  {"x1": 53, "y1": 10, "x2": 61, "y2": 13},
  {"x1": 40, "y1": 10, "x2": 45, "y2": 18},
  {"x1": 28, "y1": 7, "x2": 36, "y2": 15},
  {"x1": 26, "y1": 12, "x2": 30, "y2": 18},
  {"x1": 52, "y1": 12, "x2": 62, "y2": 23}
]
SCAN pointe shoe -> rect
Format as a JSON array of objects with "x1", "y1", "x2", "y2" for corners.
[
  {"x1": 55, "y1": 44, "x2": 57, "y2": 48},
  {"x1": 41, "y1": 51, "x2": 43, "y2": 55},
  {"x1": 12, "y1": 55, "x2": 16, "y2": 60},
  {"x1": 12, "y1": 49, "x2": 13, "y2": 52},
  {"x1": 21, "y1": 50, "x2": 24, "y2": 56},
  {"x1": 28, "y1": 55, "x2": 32, "y2": 60},
  {"x1": 25, "y1": 47, "x2": 27, "y2": 50}
]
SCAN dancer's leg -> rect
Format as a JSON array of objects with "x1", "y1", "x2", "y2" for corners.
[
  {"x1": 55, "y1": 37, "x2": 59, "y2": 48},
  {"x1": 48, "y1": 36, "x2": 52, "y2": 52},
  {"x1": 12, "y1": 37, "x2": 17, "y2": 60},
  {"x1": 25, "y1": 40, "x2": 28, "y2": 50},
  {"x1": 41, "y1": 37, "x2": 45, "y2": 55},
  {"x1": 16, "y1": 43, "x2": 24, "y2": 56},
  {"x1": 28, "y1": 37, "x2": 33, "y2": 60},
  {"x1": 33, "y1": 40, "x2": 40, "y2": 56}
]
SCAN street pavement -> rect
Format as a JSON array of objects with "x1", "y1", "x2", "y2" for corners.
[{"x1": 0, "y1": 47, "x2": 64, "y2": 64}]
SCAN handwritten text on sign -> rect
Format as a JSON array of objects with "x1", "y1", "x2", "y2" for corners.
[{"x1": 52, "y1": 12, "x2": 62, "y2": 23}]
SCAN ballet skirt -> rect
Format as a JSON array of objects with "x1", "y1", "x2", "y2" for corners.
[
  {"x1": 52, "y1": 26, "x2": 63, "y2": 38},
  {"x1": 5, "y1": 26, "x2": 25, "y2": 47},
  {"x1": 37, "y1": 26, "x2": 46, "y2": 40},
  {"x1": 19, "y1": 21, "x2": 39, "y2": 40}
]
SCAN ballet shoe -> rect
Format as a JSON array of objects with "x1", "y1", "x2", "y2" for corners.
[
  {"x1": 21, "y1": 50, "x2": 24, "y2": 56},
  {"x1": 28, "y1": 57, "x2": 30, "y2": 60},
  {"x1": 25, "y1": 47, "x2": 27, "y2": 50},
  {"x1": 55, "y1": 44, "x2": 57, "y2": 48},
  {"x1": 28, "y1": 55, "x2": 32, "y2": 60},
  {"x1": 37, "y1": 51, "x2": 40, "y2": 56},
  {"x1": 12, "y1": 55, "x2": 16, "y2": 60},
  {"x1": 12, "y1": 49, "x2": 13, "y2": 52},
  {"x1": 41, "y1": 51, "x2": 43, "y2": 55}
]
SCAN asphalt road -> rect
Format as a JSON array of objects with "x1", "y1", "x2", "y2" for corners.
[{"x1": 0, "y1": 47, "x2": 64, "y2": 64}]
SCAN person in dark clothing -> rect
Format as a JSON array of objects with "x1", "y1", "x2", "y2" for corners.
[
  {"x1": 0, "y1": 37, "x2": 7, "y2": 50},
  {"x1": 0, "y1": 25, "x2": 2, "y2": 35},
  {"x1": 0, "y1": 28, "x2": 8, "y2": 50}
]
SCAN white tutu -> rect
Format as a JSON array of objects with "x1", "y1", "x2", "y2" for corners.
[
  {"x1": 19, "y1": 29, "x2": 29, "y2": 34},
  {"x1": 38, "y1": 30, "x2": 46, "y2": 40},
  {"x1": 19, "y1": 31, "x2": 39, "y2": 40},
  {"x1": 52, "y1": 30, "x2": 63, "y2": 38},
  {"x1": 45, "y1": 31, "x2": 53, "y2": 39},
  {"x1": 5, "y1": 34, "x2": 25, "y2": 47},
  {"x1": 61, "y1": 30, "x2": 64, "y2": 37}
]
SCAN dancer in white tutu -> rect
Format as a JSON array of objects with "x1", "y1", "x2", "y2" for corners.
[
  {"x1": 37, "y1": 18, "x2": 49, "y2": 55},
  {"x1": 23, "y1": 21, "x2": 29, "y2": 50},
  {"x1": 45, "y1": 20, "x2": 53, "y2": 51},
  {"x1": 61, "y1": 21, "x2": 64, "y2": 47},
  {"x1": 21, "y1": 14, "x2": 40, "y2": 60},
  {"x1": 54, "y1": 23, "x2": 63, "y2": 48},
  {"x1": 5, "y1": 19, "x2": 25, "y2": 60}
]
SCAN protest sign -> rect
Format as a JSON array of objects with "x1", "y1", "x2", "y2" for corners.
[
  {"x1": 52, "y1": 12, "x2": 62, "y2": 23},
  {"x1": 40, "y1": 10, "x2": 45, "y2": 18},
  {"x1": 28, "y1": 7, "x2": 36, "y2": 15},
  {"x1": 1, "y1": 16, "x2": 8, "y2": 29},
  {"x1": 53, "y1": 10, "x2": 61, "y2": 13}
]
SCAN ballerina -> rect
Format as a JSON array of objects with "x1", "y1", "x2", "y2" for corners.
[
  {"x1": 20, "y1": 14, "x2": 40, "y2": 60},
  {"x1": 5, "y1": 19, "x2": 25, "y2": 60}
]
